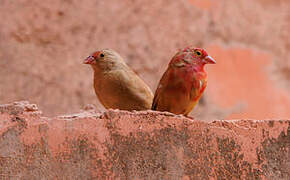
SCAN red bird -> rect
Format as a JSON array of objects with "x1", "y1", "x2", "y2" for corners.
[{"x1": 152, "y1": 47, "x2": 216, "y2": 115}]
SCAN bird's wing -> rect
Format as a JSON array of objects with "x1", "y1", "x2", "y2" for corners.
[
  {"x1": 110, "y1": 66, "x2": 153, "y2": 109},
  {"x1": 190, "y1": 77, "x2": 205, "y2": 101},
  {"x1": 151, "y1": 68, "x2": 171, "y2": 110},
  {"x1": 151, "y1": 90, "x2": 159, "y2": 110}
]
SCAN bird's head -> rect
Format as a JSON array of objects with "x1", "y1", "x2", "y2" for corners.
[
  {"x1": 182, "y1": 47, "x2": 216, "y2": 65},
  {"x1": 170, "y1": 47, "x2": 215, "y2": 69},
  {"x1": 84, "y1": 49, "x2": 125, "y2": 70}
]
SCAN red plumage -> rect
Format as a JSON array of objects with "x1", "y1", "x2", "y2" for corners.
[{"x1": 152, "y1": 47, "x2": 216, "y2": 115}]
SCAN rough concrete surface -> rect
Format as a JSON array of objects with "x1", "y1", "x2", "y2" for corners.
[
  {"x1": 0, "y1": 101, "x2": 289, "y2": 179},
  {"x1": 0, "y1": 0, "x2": 289, "y2": 119}
]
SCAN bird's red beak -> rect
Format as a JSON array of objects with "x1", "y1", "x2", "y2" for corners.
[
  {"x1": 83, "y1": 55, "x2": 95, "y2": 64},
  {"x1": 204, "y1": 55, "x2": 216, "y2": 64}
]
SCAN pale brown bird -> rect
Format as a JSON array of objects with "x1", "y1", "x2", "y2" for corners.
[{"x1": 84, "y1": 49, "x2": 153, "y2": 111}]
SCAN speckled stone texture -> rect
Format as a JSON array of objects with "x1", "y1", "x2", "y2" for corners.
[{"x1": 0, "y1": 101, "x2": 289, "y2": 179}]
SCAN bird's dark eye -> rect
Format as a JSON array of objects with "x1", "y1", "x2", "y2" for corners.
[
  {"x1": 100, "y1": 53, "x2": 105, "y2": 57},
  {"x1": 195, "y1": 51, "x2": 202, "y2": 56}
]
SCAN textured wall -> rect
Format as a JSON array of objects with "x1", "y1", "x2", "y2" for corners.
[
  {"x1": 0, "y1": 0, "x2": 289, "y2": 119},
  {"x1": 0, "y1": 101, "x2": 289, "y2": 179}
]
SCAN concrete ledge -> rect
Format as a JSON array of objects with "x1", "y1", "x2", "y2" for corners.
[{"x1": 0, "y1": 101, "x2": 289, "y2": 179}]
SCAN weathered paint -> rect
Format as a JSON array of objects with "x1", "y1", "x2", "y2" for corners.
[{"x1": 0, "y1": 101, "x2": 289, "y2": 179}]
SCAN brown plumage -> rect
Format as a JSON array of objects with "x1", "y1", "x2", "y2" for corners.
[{"x1": 84, "y1": 49, "x2": 153, "y2": 111}]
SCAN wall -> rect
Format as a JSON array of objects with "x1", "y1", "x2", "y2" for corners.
[{"x1": 0, "y1": 101, "x2": 289, "y2": 179}]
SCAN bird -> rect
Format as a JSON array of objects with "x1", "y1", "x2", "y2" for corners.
[
  {"x1": 84, "y1": 49, "x2": 154, "y2": 111},
  {"x1": 151, "y1": 47, "x2": 216, "y2": 116}
]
